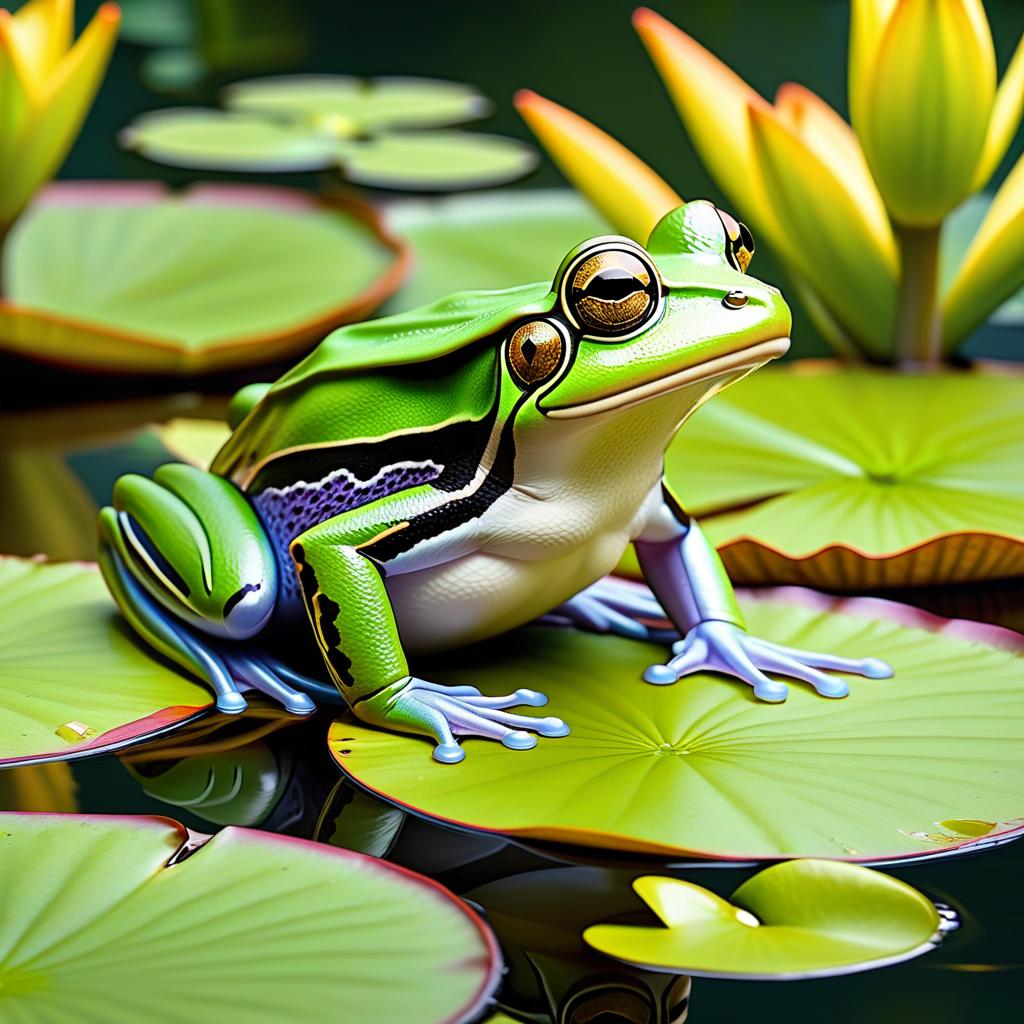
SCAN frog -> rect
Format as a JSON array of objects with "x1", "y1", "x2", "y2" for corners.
[{"x1": 99, "y1": 200, "x2": 892, "y2": 764}]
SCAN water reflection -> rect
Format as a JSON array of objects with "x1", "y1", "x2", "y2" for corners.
[{"x1": 2, "y1": 703, "x2": 1013, "y2": 1024}]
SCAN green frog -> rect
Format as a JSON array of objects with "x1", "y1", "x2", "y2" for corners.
[{"x1": 99, "y1": 201, "x2": 891, "y2": 763}]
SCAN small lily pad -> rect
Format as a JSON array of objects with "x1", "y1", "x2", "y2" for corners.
[
  {"x1": 583, "y1": 862, "x2": 942, "y2": 979},
  {"x1": 383, "y1": 190, "x2": 609, "y2": 312},
  {"x1": 0, "y1": 813, "x2": 500, "y2": 1023},
  {"x1": 0, "y1": 557, "x2": 211, "y2": 767},
  {"x1": 657, "y1": 364, "x2": 1024, "y2": 588},
  {"x1": 329, "y1": 588, "x2": 1024, "y2": 860},
  {"x1": 0, "y1": 182, "x2": 408, "y2": 374}
]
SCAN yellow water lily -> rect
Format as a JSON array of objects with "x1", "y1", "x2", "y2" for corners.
[
  {"x1": 516, "y1": 4, "x2": 1024, "y2": 365},
  {"x1": 0, "y1": 0, "x2": 119, "y2": 239}
]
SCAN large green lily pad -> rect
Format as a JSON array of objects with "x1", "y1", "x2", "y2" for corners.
[
  {"x1": 655, "y1": 364, "x2": 1024, "y2": 588},
  {"x1": 583, "y1": 862, "x2": 942, "y2": 979},
  {"x1": 330, "y1": 588, "x2": 1024, "y2": 860},
  {"x1": 0, "y1": 183, "x2": 408, "y2": 374},
  {"x1": 383, "y1": 190, "x2": 609, "y2": 312},
  {"x1": 0, "y1": 557, "x2": 211, "y2": 767},
  {"x1": 0, "y1": 813, "x2": 499, "y2": 1023}
]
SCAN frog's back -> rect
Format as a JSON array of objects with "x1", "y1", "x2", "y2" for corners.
[{"x1": 212, "y1": 280, "x2": 551, "y2": 490}]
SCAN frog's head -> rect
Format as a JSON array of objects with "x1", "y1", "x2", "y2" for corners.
[{"x1": 504, "y1": 201, "x2": 790, "y2": 422}]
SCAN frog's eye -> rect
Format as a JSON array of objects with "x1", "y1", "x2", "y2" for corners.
[
  {"x1": 718, "y1": 208, "x2": 756, "y2": 273},
  {"x1": 507, "y1": 320, "x2": 566, "y2": 389},
  {"x1": 561, "y1": 243, "x2": 663, "y2": 339}
]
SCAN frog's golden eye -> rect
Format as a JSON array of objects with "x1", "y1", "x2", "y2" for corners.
[
  {"x1": 718, "y1": 208, "x2": 756, "y2": 273},
  {"x1": 561, "y1": 244, "x2": 662, "y2": 339},
  {"x1": 507, "y1": 320, "x2": 565, "y2": 389}
]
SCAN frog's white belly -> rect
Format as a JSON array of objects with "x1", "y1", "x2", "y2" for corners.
[{"x1": 387, "y1": 482, "x2": 659, "y2": 653}]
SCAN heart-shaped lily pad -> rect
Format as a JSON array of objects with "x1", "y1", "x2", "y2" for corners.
[
  {"x1": 383, "y1": 190, "x2": 609, "y2": 312},
  {"x1": 654, "y1": 364, "x2": 1024, "y2": 588},
  {"x1": 329, "y1": 588, "x2": 1024, "y2": 861},
  {"x1": 583, "y1": 861, "x2": 942, "y2": 979},
  {"x1": 0, "y1": 813, "x2": 499, "y2": 1023},
  {"x1": 0, "y1": 557, "x2": 211, "y2": 767},
  {"x1": 0, "y1": 182, "x2": 408, "y2": 374}
]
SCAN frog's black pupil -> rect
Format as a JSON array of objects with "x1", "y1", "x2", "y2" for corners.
[
  {"x1": 582, "y1": 269, "x2": 642, "y2": 301},
  {"x1": 521, "y1": 336, "x2": 537, "y2": 365}
]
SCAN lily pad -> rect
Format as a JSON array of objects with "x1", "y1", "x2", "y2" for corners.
[
  {"x1": 157, "y1": 417, "x2": 231, "y2": 468},
  {"x1": 655, "y1": 364, "x2": 1024, "y2": 588},
  {"x1": 0, "y1": 182, "x2": 408, "y2": 374},
  {"x1": 329, "y1": 588, "x2": 1024, "y2": 861},
  {"x1": 383, "y1": 190, "x2": 609, "y2": 312},
  {"x1": 225, "y1": 75, "x2": 492, "y2": 131},
  {"x1": 583, "y1": 862, "x2": 942, "y2": 979},
  {"x1": 122, "y1": 76, "x2": 537, "y2": 191},
  {"x1": 0, "y1": 813, "x2": 500, "y2": 1023},
  {"x1": 0, "y1": 557, "x2": 211, "y2": 767}
]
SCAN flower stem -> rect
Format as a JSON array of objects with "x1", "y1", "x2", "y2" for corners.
[{"x1": 892, "y1": 221, "x2": 942, "y2": 366}]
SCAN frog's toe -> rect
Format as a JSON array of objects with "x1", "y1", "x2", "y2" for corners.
[
  {"x1": 501, "y1": 730, "x2": 538, "y2": 751},
  {"x1": 216, "y1": 692, "x2": 249, "y2": 714},
  {"x1": 433, "y1": 742, "x2": 466, "y2": 764}
]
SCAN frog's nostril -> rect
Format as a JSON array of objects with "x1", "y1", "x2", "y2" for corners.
[{"x1": 722, "y1": 290, "x2": 748, "y2": 309}]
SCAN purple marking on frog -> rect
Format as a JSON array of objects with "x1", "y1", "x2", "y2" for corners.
[{"x1": 254, "y1": 461, "x2": 443, "y2": 601}]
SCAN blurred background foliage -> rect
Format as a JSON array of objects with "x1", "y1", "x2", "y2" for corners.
[{"x1": 47, "y1": 0, "x2": 1023, "y2": 364}]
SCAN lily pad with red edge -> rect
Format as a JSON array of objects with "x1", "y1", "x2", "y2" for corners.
[
  {"x1": 0, "y1": 812, "x2": 500, "y2": 1024},
  {"x1": 583, "y1": 861, "x2": 943, "y2": 980},
  {"x1": 328, "y1": 586, "x2": 1024, "y2": 862},
  {"x1": 648, "y1": 364, "x2": 1024, "y2": 589},
  {"x1": 0, "y1": 182, "x2": 409, "y2": 375},
  {"x1": 0, "y1": 557, "x2": 212, "y2": 767}
]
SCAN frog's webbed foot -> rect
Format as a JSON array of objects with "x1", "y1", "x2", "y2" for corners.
[
  {"x1": 368, "y1": 679, "x2": 570, "y2": 764},
  {"x1": 643, "y1": 620, "x2": 893, "y2": 701},
  {"x1": 539, "y1": 577, "x2": 675, "y2": 642}
]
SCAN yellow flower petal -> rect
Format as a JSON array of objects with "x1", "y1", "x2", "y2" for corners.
[
  {"x1": 774, "y1": 82, "x2": 894, "y2": 263},
  {"x1": 631, "y1": 7, "x2": 780, "y2": 244},
  {"x1": 7, "y1": 0, "x2": 73, "y2": 95},
  {"x1": 749, "y1": 104, "x2": 896, "y2": 357},
  {"x1": 514, "y1": 89, "x2": 681, "y2": 242},
  {"x1": 942, "y1": 150, "x2": 1024, "y2": 347},
  {"x1": 971, "y1": 31, "x2": 1024, "y2": 192},
  {"x1": 848, "y1": 0, "x2": 897, "y2": 126},
  {"x1": 0, "y1": 2, "x2": 119, "y2": 227},
  {"x1": 0, "y1": 13, "x2": 35, "y2": 188},
  {"x1": 856, "y1": 0, "x2": 996, "y2": 226}
]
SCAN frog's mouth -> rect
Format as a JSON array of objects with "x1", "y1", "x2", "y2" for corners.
[{"x1": 545, "y1": 335, "x2": 790, "y2": 419}]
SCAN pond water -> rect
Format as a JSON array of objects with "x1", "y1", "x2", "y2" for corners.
[{"x1": 1, "y1": 398, "x2": 1021, "y2": 1023}]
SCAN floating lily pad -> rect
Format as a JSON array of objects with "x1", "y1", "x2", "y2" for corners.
[
  {"x1": 383, "y1": 190, "x2": 609, "y2": 312},
  {"x1": 122, "y1": 76, "x2": 536, "y2": 191},
  {"x1": 583, "y1": 862, "x2": 942, "y2": 979},
  {"x1": 157, "y1": 417, "x2": 231, "y2": 468},
  {"x1": 329, "y1": 588, "x2": 1024, "y2": 860},
  {"x1": 654, "y1": 364, "x2": 1024, "y2": 588},
  {"x1": 0, "y1": 183, "x2": 408, "y2": 374},
  {"x1": 0, "y1": 813, "x2": 500, "y2": 1023},
  {"x1": 0, "y1": 557, "x2": 211, "y2": 767}
]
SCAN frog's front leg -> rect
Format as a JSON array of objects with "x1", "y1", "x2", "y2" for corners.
[
  {"x1": 290, "y1": 493, "x2": 569, "y2": 764},
  {"x1": 634, "y1": 483, "x2": 893, "y2": 701}
]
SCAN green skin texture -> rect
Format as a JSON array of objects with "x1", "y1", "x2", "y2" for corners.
[{"x1": 99, "y1": 202, "x2": 891, "y2": 764}]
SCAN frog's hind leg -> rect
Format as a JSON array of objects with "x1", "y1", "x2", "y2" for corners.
[
  {"x1": 98, "y1": 463, "x2": 324, "y2": 714},
  {"x1": 538, "y1": 576, "x2": 677, "y2": 642}
]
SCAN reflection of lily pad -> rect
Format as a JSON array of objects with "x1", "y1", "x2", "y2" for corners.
[
  {"x1": 383, "y1": 190, "x2": 609, "y2": 312},
  {"x1": 0, "y1": 813, "x2": 500, "y2": 1023},
  {"x1": 330, "y1": 588, "x2": 1024, "y2": 860},
  {"x1": 0, "y1": 557, "x2": 211, "y2": 767},
  {"x1": 656, "y1": 365, "x2": 1024, "y2": 588},
  {"x1": 584, "y1": 862, "x2": 942, "y2": 979},
  {"x1": 0, "y1": 182, "x2": 408, "y2": 374},
  {"x1": 123, "y1": 76, "x2": 537, "y2": 191}
]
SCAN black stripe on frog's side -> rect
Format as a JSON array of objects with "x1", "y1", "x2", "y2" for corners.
[
  {"x1": 223, "y1": 582, "x2": 261, "y2": 621},
  {"x1": 122, "y1": 512, "x2": 192, "y2": 599},
  {"x1": 245, "y1": 393, "x2": 501, "y2": 497},
  {"x1": 362, "y1": 390, "x2": 529, "y2": 565},
  {"x1": 291, "y1": 542, "x2": 355, "y2": 688}
]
